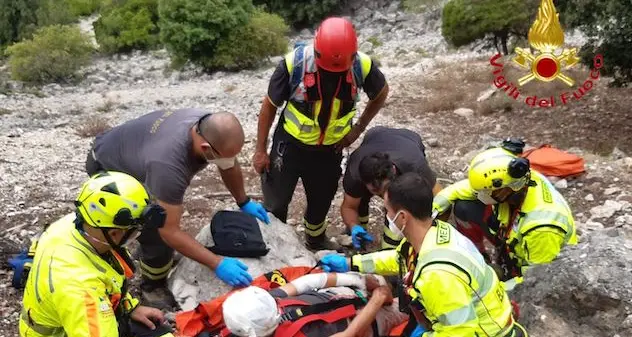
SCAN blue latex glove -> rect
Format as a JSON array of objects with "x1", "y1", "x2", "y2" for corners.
[
  {"x1": 351, "y1": 225, "x2": 374, "y2": 249},
  {"x1": 319, "y1": 254, "x2": 349, "y2": 272},
  {"x1": 215, "y1": 257, "x2": 253, "y2": 287},
  {"x1": 411, "y1": 324, "x2": 427, "y2": 337},
  {"x1": 240, "y1": 199, "x2": 270, "y2": 224}
]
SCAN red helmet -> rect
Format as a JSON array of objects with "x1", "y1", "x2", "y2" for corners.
[{"x1": 314, "y1": 17, "x2": 358, "y2": 72}]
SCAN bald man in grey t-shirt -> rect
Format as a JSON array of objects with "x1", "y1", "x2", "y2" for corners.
[{"x1": 86, "y1": 108, "x2": 270, "y2": 309}]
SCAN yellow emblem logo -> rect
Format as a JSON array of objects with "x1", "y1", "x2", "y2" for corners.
[{"x1": 512, "y1": 0, "x2": 580, "y2": 86}]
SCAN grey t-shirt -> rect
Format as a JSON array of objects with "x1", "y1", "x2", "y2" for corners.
[{"x1": 92, "y1": 108, "x2": 210, "y2": 205}]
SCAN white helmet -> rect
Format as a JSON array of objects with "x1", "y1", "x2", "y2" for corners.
[{"x1": 222, "y1": 286, "x2": 280, "y2": 337}]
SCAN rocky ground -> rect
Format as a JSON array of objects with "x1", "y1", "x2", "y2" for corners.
[{"x1": 1, "y1": 1, "x2": 631, "y2": 336}]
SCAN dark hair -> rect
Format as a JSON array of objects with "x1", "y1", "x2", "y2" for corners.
[
  {"x1": 358, "y1": 152, "x2": 395, "y2": 187},
  {"x1": 386, "y1": 172, "x2": 433, "y2": 220}
]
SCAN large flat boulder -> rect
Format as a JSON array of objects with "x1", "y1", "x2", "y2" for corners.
[
  {"x1": 511, "y1": 227, "x2": 632, "y2": 337},
  {"x1": 167, "y1": 213, "x2": 317, "y2": 311}
]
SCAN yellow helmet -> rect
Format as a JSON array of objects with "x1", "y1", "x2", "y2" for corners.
[
  {"x1": 468, "y1": 147, "x2": 531, "y2": 192},
  {"x1": 75, "y1": 171, "x2": 152, "y2": 229}
]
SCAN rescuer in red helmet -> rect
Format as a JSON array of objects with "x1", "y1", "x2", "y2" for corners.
[{"x1": 253, "y1": 17, "x2": 389, "y2": 251}]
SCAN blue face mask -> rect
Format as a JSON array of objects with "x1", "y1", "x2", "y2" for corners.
[{"x1": 386, "y1": 210, "x2": 406, "y2": 240}]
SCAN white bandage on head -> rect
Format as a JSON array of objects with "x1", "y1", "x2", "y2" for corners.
[{"x1": 223, "y1": 286, "x2": 280, "y2": 337}]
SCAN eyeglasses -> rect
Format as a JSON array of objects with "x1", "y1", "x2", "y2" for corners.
[{"x1": 196, "y1": 114, "x2": 222, "y2": 158}]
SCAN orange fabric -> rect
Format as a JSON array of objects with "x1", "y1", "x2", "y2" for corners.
[
  {"x1": 388, "y1": 321, "x2": 408, "y2": 336},
  {"x1": 175, "y1": 266, "x2": 320, "y2": 337},
  {"x1": 111, "y1": 250, "x2": 134, "y2": 278},
  {"x1": 83, "y1": 291, "x2": 100, "y2": 337},
  {"x1": 521, "y1": 144, "x2": 585, "y2": 178}
]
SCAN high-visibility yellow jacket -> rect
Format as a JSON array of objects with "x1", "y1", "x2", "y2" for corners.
[
  {"x1": 432, "y1": 170, "x2": 577, "y2": 278},
  {"x1": 282, "y1": 44, "x2": 372, "y2": 146},
  {"x1": 351, "y1": 221, "x2": 516, "y2": 337},
  {"x1": 19, "y1": 213, "x2": 138, "y2": 337}
]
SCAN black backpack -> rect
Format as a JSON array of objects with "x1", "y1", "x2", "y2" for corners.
[{"x1": 206, "y1": 210, "x2": 270, "y2": 258}]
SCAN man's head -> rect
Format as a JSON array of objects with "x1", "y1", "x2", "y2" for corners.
[
  {"x1": 384, "y1": 172, "x2": 434, "y2": 239},
  {"x1": 359, "y1": 152, "x2": 396, "y2": 196},
  {"x1": 193, "y1": 112, "x2": 245, "y2": 162},
  {"x1": 223, "y1": 286, "x2": 280, "y2": 337},
  {"x1": 75, "y1": 171, "x2": 166, "y2": 252},
  {"x1": 314, "y1": 17, "x2": 358, "y2": 73},
  {"x1": 468, "y1": 147, "x2": 531, "y2": 205}
]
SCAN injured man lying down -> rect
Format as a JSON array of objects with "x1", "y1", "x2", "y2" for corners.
[{"x1": 221, "y1": 272, "x2": 408, "y2": 337}]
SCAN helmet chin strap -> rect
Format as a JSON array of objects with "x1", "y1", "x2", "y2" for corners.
[{"x1": 100, "y1": 228, "x2": 137, "y2": 274}]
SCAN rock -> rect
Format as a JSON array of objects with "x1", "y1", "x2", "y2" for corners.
[
  {"x1": 554, "y1": 179, "x2": 568, "y2": 189},
  {"x1": 337, "y1": 234, "x2": 353, "y2": 247},
  {"x1": 590, "y1": 200, "x2": 623, "y2": 219},
  {"x1": 476, "y1": 87, "x2": 496, "y2": 102},
  {"x1": 611, "y1": 147, "x2": 627, "y2": 160},
  {"x1": 584, "y1": 220, "x2": 604, "y2": 231},
  {"x1": 604, "y1": 187, "x2": 622, "y2": 196},
  {"x1": 453, "y1": 108, "x2": 474, "y2": 118},
  {"x1": 426, "y1": 138, "x2": 439, "y2": 147},
  {"x1": 167, "y1": 214, "x2": 317, "y2": 311},
  {"x1": 512, "y1": 230, "x2": 632, "y2": 337},
  {"x1": 584, "y1": 194, "x2": 595, "y2": 201},
  {"x1": 615, "y1": 215, "x2": 632, "y2": 227}
]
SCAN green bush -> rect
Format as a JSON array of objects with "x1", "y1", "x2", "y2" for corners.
[
  {"x1": 66, "y1": 0, "x2": 102, "y2": 17},
  {"x1": 441, "y1": 0, "x2": 539, "y2": 55},
  {"x1": 158, "y1": 0, "x2": 254, "y2": 69},
  {"x1": 253, "y1": 0, "x2": 343, "y2": 28},
  {"x1": 556, "y1": 0, "x2": 632, "y2": 87},
  {"x1": 208, "y1": 9, "x2": 288, "y2": 70},
  {"x1": 36, "y1": 0, "x2": 77, "y2": 27},
  {"x1": 93, "y1": 0, "x2": 159, "y2": 54},
  {"x1": 0, "y1": 0, "x2": 39, "y2": 47},
  {"x1": 6, "y1": 25, "x2": 94, "y2": 84}
]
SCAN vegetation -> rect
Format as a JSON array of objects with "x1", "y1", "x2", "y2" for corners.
[
  {"x1": 556, "y1": 0, "x2": 632, "y2": 87},
  {"x1": 253, "y1": 0, "x2": 344, "y2": 28},
  {"x1": 93, "y1": 0, "x2": 159, "y2": 54},
  {"x1": 441, "y1": 0, "x2": 539, "y2": 55},
  {"x1": 0, "y1": 0, "x2": 39, "y2": 48},
  {"x1": 208, "y1": 9, "x2": 289, "y2": 70},
  {"x1": 6, "y1": 25, "x2": 93, "y2": 84}
]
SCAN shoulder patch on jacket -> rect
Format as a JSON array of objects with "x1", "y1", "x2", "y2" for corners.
[{"x1": 436, "y1": 222, "x2": 451, "y2": 245}]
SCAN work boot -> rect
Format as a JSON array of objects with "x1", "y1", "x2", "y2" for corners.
[
  {"x1": 305, "y1": 234, "x2": 342, "y2": 252},
  {"x1": 140, "y1": 279, "x2": 180, "y2": 311}
]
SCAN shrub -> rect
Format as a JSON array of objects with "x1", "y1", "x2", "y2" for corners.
[
  {"x1": 6, "y1": 25, "x2": 94, "y2": 84},
  {"x1": 441, "y1": 0, "x2": 539, "y2": 55},
  {"x1": 36, "y1": 0, "x2": 77, "y2": 27},
  {"x1": 556, "y1": 0, "x2": 632, "y2": 87},
  {"x1": 158, "y1": 0, "x2": 254, "y2": 69},
  {"x1": 252, "y1": 0, "x2": 344, "y2": 28},
  {"x1": 0, "y1": 0, "x2": 39, "y2": 47},
  {"x1": 208, "y1": 9, "x2": 288, "y2": 70},
  {"x1": 66, "y1": 0, "x2": 102, "y2": 17},
  {"x1": 93, "y1": 0, "x2": 159, "y2": 54}
]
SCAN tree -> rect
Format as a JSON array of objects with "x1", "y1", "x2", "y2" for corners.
[
  {"x1": 0, "y1": 0, "x2": 39, "y2": 48},
  {"x1": 555, "y1": 0, "x2": 632, "y2": 87},
  {"x1": 441, "y1": 0, "x2": 539, "y2": 55},
  {"x1": 158, "y1": 0, "x2": 254, "y2": 69}
]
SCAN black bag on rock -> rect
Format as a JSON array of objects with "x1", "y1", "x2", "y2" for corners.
[{"x1": 206, "y1": 210, "x2": 270, "y2": 258}]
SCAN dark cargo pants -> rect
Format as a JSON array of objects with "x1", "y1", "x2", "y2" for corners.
[{"x1": 261, "y1": 127, "x2": 342, "y2": 240}]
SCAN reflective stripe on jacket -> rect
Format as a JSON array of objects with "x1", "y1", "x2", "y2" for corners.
[
  {"x1": 20, "y1": 213, "x2": 138, "y2": 337},
  {"x1": 432, "y1": 170, "x2": 577, "y2": 270},
  {"x1": 351, "y1": 221, "x2": 515, "y2": 337},
  {"x1": 282, "y1": 44, "x2": 372, "y2": 145}
]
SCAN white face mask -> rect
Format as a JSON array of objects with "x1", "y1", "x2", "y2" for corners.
[
  {"x1": 386, "y1": 210, "x2": 406, "y2": 240},
  {"x1": 477, "y1": 191, "x2": 498, "y2": 205}
]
